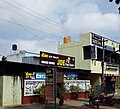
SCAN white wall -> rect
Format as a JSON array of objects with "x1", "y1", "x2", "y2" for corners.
[{"x1": 2, "y1": 76, "x2": 22, "y2": 106}]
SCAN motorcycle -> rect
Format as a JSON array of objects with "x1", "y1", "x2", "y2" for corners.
[
  {"x1": 89, "y1": 95, "x2": 100, "y2": 108},
  {"x1": 99, "y1": 93, "x2": 115, "y2": 105},
  {"x1": 89, "y1": 93, "x2": 115, "y2": 108}
]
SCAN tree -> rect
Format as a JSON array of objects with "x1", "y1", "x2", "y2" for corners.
[
  {"x1": 109, "y1": 0, "x2": 120, "y2": 13},
  {"x1": 109, "y1": 0, "x2": 120, "y2": 4}
]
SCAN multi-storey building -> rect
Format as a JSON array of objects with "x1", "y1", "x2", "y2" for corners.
[{"x1": 58, "y1": 32, "x2": 120, "y2": 94}]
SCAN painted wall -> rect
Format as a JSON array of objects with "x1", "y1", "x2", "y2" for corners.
[
  {"x1": 2, "y1": 76, "x2": 22, "y2": 106},
  {"x1": 58, "y1": 32, "x2": 120, "y2": 75},
  {"x1": 58, "y1": 41, "x2": 80, "y2": 69},
  {"x1": 7, "y1": 50, "x2": 26, "y2": 62},
  {"x1": 58, "y1": 33, "x2": 91, "y2": 70}
]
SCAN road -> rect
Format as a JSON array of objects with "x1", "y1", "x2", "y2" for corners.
[{"x1": 0, "y1": 99, "x2": 120, "y2": 109}]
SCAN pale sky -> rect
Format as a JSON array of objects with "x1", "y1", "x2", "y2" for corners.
[{"x1": 0, "y1": 0, "x2": 120, "y2": 55}]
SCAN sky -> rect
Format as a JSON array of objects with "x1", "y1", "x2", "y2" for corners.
[{"x1": 0, "y1": 0, "x2": 120, "y2": 56}]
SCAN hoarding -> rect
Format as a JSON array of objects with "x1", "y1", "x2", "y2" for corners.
[
  {"x1": 36, "y1": 72, "x2": 46, "y2": 80},
  {"x1": 24, "y1": 72, "x2": 46, "y2": 80},
  {"x1": 25, "y1": 72, "x2": 35, "y2": 80},
  {"x1": 40, "y1": 51, "x2": 75, "y2": 68},
  {"x1": 24, "y1": 80, "x2": 44, "y2": 96},
  {"x1": 64, "y1": 72, "x2": 78, "y2": 80},
  {"x1": 64, "y1": 80, "x2": 91, "y2": 92}
]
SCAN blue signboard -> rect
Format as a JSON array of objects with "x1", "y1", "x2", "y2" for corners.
[
  {"x1": 105, "y1": 45, "x2": 115, "y2": 51},
  {"x1": 64, "y1": 72, "x2": 78, "y2": 80},
  {"x1": 35, "y1": 72, "x2": 46, "y2": 80}
]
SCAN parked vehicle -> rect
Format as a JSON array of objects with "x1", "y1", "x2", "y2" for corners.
[
  {"x1": 89, "y1": 92, "x2": 115, "y2": 109},
  {"x1": 99, "y1": 93, "x2": 115, "y2": 105},
  {"x1": 89, "y1": 95, "x2": 100, "y2": 108}
]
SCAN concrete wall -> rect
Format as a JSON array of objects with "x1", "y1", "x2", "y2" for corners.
[
  {"x1": 2, "y1": 76, "x2": 22, "y2": 106},
  {"x1": 58, "y1": 32, "x2": 120, "y2": 90},
  {"x1": 7, "y1": 50, "x2": 26, "y2": 62},
  {"x1": 58, "y1": 41, "x2": 80, "y2": 69},
  {"x1": 58, "y1": 33, "x2": 91, "y2": 70}
]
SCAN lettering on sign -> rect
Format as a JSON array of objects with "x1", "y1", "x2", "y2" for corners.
[
  {"x1": 57, "y1": 59, "x2": 65, "y2": 66},
  {"x1": 40, "y1": 51, "x2": 75, "y2": 68}
]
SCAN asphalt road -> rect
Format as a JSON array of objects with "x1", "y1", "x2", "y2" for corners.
[{"x1": 0, "y1": 99, "x2": 120, "y2": 109}]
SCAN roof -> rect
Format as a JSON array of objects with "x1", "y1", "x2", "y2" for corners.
[
  {"x1": 0, "y1": 61, "x2": 46, "y2": 75},
  {"x1": 0, "y1": 61, "x2": 90, "y2": 76}
]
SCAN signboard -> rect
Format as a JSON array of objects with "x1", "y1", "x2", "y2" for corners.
[
  {"x1": 64, "y1": 72, "x2": 78, "y2": 80},
  {"x1": 36, "y1": 72, "x2": 46, "y2": 80},
  {"x1": 106, "y1": 63, "x2": 119, "y2": 71},
  {"x1": 40, "y1": 51, "x2": 75, "y2": 68},
  {"x1": 64, "y1": 80, "x2": 91, "y2": 92},
  {"x1": 45, "y1": 68, "x2": 55, "y2": 101},
  {"x1": 25, "y1": 72, "x2": 35, "y2": 80},
  {"x1": 104, "y1": 45, "x2": 115, "y2": 52},
  {"x1": 24, "y1": 72, "x2": 46, "y2": 80},
  {"x1": 92, "y1": 33, "x2": 102, "y2": 47},
  {"x1": 24, "y1": 80, "x2": 44, "y2": 96}
]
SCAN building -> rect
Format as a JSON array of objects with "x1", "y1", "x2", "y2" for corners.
[
  {"x1": 58, "y1": 32, "x2": 120, "y2": 94},
  {"x1": 0, "y1": 50, "x2": 90, "y2": 106}
]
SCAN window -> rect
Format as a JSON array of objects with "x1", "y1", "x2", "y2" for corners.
[
  {"x1": 83, "y1": 46, "x2": 97, "y2": 60},
  {"x1": 83, "y1": 46, "x2": 91, "y2": 59}
]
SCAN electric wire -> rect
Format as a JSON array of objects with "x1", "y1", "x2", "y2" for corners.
[
  {"x1": 0, "y1": 2, "x2": 67, "y2": 37},
  {"x1": 0, "y1": 1, "x2": 64, "y2": 36},
  {"x1": 1, "y1": 0, "x2": 80, "y2": 38},
  {"x1": 0, "y1": 1, "x2": 78, "y2": 41},
  {"x1": 0, "y1": 6, "x2": 60, "y2": 41},
  {"x1": 11, "y1": 0, "x2": 80, "y2": 35}
]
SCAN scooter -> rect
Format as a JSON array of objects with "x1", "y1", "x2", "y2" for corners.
[
  {"x1": 89, "y1": 93, "x2": 115, "y2": 108},
  {"x1": 99, "y1": 93, "x2": 115, "y2": 105}
]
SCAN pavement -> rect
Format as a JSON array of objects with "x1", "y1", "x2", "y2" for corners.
[{"x1": 0, "y1": 98, "x2": 120, "y2": 109}]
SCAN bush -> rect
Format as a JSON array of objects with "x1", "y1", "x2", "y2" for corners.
[
  {"x1": 69, "y1": 84, "x2": 81, "y2": 93},
  {"x1": 34, "y1": 84, "x2": 45, "y2": 97}
]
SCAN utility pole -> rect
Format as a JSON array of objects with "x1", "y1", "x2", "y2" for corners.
[{"x1": 101, "y1": 39, "x2": 105, "y2": 92}]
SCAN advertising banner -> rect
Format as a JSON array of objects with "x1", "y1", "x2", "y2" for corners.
[
  {"x1": 35, "y1": 72, "x2": 46, "y2": 80},
  {"x1": 40, "y1": 51, "x2": 75, "y2": 68},
  {"x1": 24, "y1": 72, "x2": 46, "y2": 80},
  {"x1": 24, "y1": 72, "x2": 36, "y2": 80},
  {"x1": 64, "y1": 72, "x2": 78, "y2": 80},
  {"x1": 24, "y1": 80, "x2": 44, "y2": 96}
]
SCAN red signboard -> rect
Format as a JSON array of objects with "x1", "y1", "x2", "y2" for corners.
[
  {"x1": 40, "y1": 51, "x2": 75, "y2": 68},
  {"x1": 45, "y1": 69, "x2": 55, "y2": 101},
  {"x1": 45, "y1": 85, "x2": 54, "y2": 101}
]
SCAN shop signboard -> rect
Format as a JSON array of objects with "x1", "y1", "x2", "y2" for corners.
[
  {"x1": 64, "y1": 72, "x2": 78, "y2": 80},
  {"x1": 24, "y1": 72, "x2": 35, "y2": 80},
  {"x1": 106, "y1": 63, "x2": 119, "y2": 71},
  {"x1": 24, "y1": 72, "x2": 46, "y2": 80},
  {"x1": 40, "y1": 51, "x2": 75, "y2": 68},
  {"x1": 35, "y1": 72, "x2": 46, "y2": 80},
  {"x1": 64, "y1": 80, "x2": 91, "y2": 92},
  {"x1": 104, "y1": 45, "x2": 115, "y2": 52},
  {"x1": 45, "y1": 68, "x2": 56, "y2": 101},
  {"x1": 91, "y1": 33, "x2": 102, "y2": 47},
  {"x1": 24, "y1": 80, "x2": 44, "y2": 96},
  {"x1": 24, "y1": 72, "x2": 45, "y2": 96}
]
